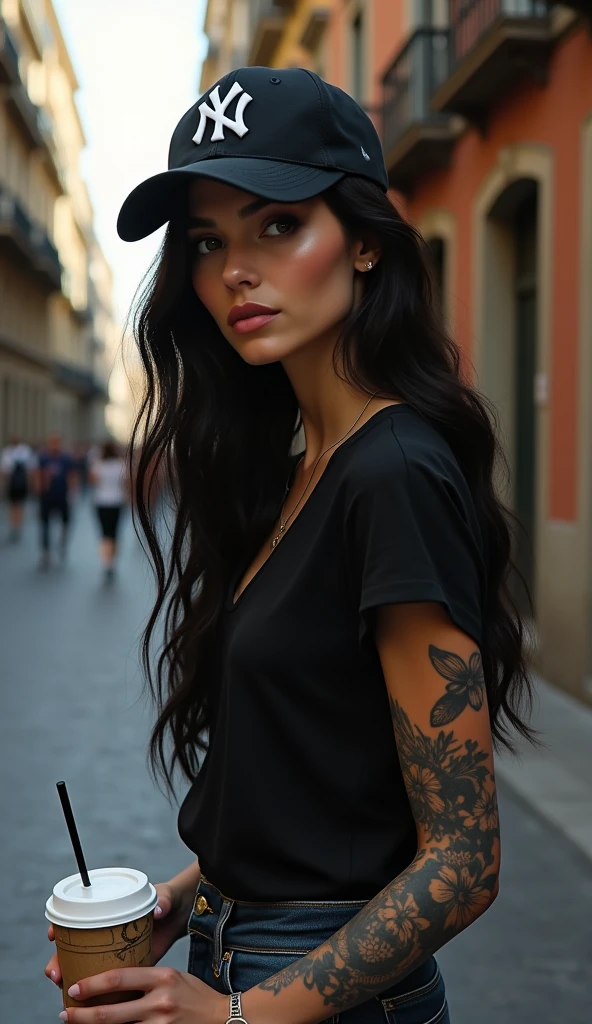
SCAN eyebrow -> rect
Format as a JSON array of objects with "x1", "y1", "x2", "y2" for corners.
[{"x1": 186, "y1": 197, "x2": 272, "y2": 230}]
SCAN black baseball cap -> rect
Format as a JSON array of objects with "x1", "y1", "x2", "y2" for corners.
[{"x1": 117, "y1": 66, "x2": 388, "y2": 242}]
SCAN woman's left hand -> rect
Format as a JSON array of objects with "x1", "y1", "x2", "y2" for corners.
[{"x1": 58, "y1": 967, "x2": 228, "y2": 1024}]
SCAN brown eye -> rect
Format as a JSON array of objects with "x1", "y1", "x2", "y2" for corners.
[
  {"x1": 190, "y1": 236, "x2": 221, "y2": 256},
  {"x1": 263, "y1": 217, "x2": 300, "y2": 237}
]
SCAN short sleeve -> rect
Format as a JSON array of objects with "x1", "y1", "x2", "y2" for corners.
[{"x1": 344, "y1": 430, "x2": 485, "y2": 649}]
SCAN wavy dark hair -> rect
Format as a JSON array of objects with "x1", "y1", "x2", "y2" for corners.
[{"x1": 129, "y1": 175, "x2": 540, "y2": 797}]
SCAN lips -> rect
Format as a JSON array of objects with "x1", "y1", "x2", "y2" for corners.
[{"x1": 227, "y1": 302, "x2": 280, "y2": 327}]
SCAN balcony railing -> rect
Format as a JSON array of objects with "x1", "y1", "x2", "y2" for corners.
[
  {"x1": 299, "y1": 5, "x2": 330, "y2": 50},
  {"x1": 53, "y1": 361, "x2": 105, "y2": 399},
  {"x1": 382, "y1": 29, "x2": 449, "y2": 154},
  {"x1": 71, "y1": 300, "x2": 93, "y2": 325},
  {"x1": 30, "y1": 224, "x2": 62, "y2": 289},
  {"x1": 381, "y1": 29, "x2": 459, "y2": 192},
  {"x1": 6, "y1": 83, "x2": 44, "y2": 147},
  {"x1": 20, "y1": 0, "x2": 47, "y2": 57},
  {"x1": 0, "y1": 186, "x2": 62, "y2": 290},
  {"x1": 559, "y1": 0, "x2": 592, "y2": 12},
  {"x1": 432, "y1": 0, "x2": 553, "y2": 121},
  {"x1": 248, "y1": 0, "x2": 285, "y2": 65},
  {"x1": 450, "y1": 0, "x2": 550, "y2": 63},
  {"x1": 37, "y1": 108, "x2": 67, "y2": 194},
  {"x1": 0, "y1": 189, "x2": 31, "y2": 243},
  {"x1": 0, "y1": 18, "x2": 20, "y2": 85}
]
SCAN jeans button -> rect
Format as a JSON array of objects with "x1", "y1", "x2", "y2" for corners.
[{"x1": 194, "y1": 894, "x2": 212, "y2": 915}]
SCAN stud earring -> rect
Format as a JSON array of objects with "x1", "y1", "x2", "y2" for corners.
[{"x1": 365, "y1": 261, "x2": 373, "y2": 270}]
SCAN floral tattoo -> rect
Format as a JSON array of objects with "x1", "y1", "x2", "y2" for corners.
[{"x1": 257, "y1": 645, "x2": 499, "y2": 1015}]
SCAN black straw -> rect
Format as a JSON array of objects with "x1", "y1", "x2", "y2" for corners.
[{"x1": 56, "y1": 782, "x2": 91, "y2": 888}]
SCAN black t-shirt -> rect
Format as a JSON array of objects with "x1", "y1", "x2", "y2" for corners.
[{"x1": 178, "y1": 404, "x2": 487, "y2": 901}]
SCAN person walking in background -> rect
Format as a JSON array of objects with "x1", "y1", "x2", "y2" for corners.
[
  {"x1": 86, "y1": 441, "x2": 101, "y2": 470},
  {"x1": 72, "y1": 442, "x2": 90, "y2": 497},
  {"x1": 89, "y1": 440, "x2": 128, "y2": 581},
  {"x1": 34, "y1": 433, "x2": 77, "y2": 570},
  {"x1": 0, "y1": 436, "x2": 35, "y2": 542}
]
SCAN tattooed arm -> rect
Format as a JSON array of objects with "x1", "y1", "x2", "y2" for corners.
[{"x1": 240, "y1": 601, "x2": 500, "y2": 1024}]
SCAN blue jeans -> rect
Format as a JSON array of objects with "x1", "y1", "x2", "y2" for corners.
[{"x1": 187, "y1": 876, "x2": 450, "y2": 1023}]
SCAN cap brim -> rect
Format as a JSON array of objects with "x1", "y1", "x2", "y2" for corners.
[{"x1": 117, "y1": 159, "x2": 345, "y2": 242}]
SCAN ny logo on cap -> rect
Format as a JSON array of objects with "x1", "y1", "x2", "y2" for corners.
[{"x1": 193, "y1": 81, "x2": 253, "y2": 145}]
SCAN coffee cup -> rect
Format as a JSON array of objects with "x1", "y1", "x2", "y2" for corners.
[{"x1": 46, "y1": 867, "x2": 158, "y2": 1010}]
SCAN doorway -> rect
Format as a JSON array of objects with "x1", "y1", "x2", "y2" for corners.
[
  {"x1": 482, "y1": 177, "x2": 540, "y2": 621},
  {"x1": 512, "y1": 189, "x2": 538, "y2": 615}
]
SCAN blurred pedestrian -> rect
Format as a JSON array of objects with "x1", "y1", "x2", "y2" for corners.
[
  {"x1": 0, "y1": 436, "x2": 35, "y2": 542},
  {"x1": 72, "y1": 441, "x2": 90, "y2": 496},
  {"x1": 87, "y1": 441, "x2": 101, "y2": 468},
  {"x1": 34, "y1": 433, "x2": 77, "y2": 569},
  {"x1": 89, "y1": 440, "x2": 128, "y2": 581}
]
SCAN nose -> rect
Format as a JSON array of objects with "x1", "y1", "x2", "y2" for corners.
[{"x1": 221, "y1": 246, "x2": 262, "y2": 291}]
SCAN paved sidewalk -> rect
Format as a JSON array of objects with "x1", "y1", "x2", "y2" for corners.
[
  {"x1": 495, "y1": 674, "x2": 592, "y2": 863},
  {"x1": 1, "y1": 499, "x2": 591, "y2": 1022}
]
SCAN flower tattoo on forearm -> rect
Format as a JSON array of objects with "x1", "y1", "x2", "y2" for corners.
[{"x1": 257, "y1": 645, "x2": 499, "y2": 1016}]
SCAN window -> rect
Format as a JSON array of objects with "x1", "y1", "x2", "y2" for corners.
[
  {"x1": 428, "y1": 237, "x2": 445, "y2": 317},
  {"x1": 411, "y1": 0, "x2": 448, "y2": 28},
  {"x1": 411, "y1": 0, "x2": 433, "y2": 26},
  {"x1": 351, "y1": 10, "x2": 365, "y2": 103}
]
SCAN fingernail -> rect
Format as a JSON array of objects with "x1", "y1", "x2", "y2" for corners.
[
  {"x1": 67, "y1": 983, "x2": 80, "y2": 998},
  {"x1": 155, "y1": 905, "x2": 163, "y2": 915},
  {"x1": 58, "y1": 1013, "x2": 68, "y2": 1022}
]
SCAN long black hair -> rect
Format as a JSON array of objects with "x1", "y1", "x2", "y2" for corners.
[{"x1": 129, "y1": 175, "x2": 539, "y2": 797}]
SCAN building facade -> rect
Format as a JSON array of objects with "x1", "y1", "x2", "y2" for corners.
[
  {"x1": 200, "y1": 0, "x2": 592, "y2": 703},
  {"x1": 0, "y1": 0, "x2": 116, "y2": 448},
  {"x1": 200, "y1": 0, "x2": 251, "y2": 91}
]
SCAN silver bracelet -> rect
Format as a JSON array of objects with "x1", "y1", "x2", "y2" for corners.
[{"x1": 225, "y1": 990, "x2": 249, "y2": 1023}]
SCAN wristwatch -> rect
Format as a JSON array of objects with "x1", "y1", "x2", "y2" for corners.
[{"x1": 224, "y1": 990, "x2": 249, "y2": 1023}]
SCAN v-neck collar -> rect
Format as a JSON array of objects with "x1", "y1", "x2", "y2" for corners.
[{"x1": 226, "y1": 403, "x2": 409, "y2": 612}]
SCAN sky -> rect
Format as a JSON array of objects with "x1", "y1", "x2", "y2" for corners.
[{"x1": 52, "y1": 0, "x2": 208, "y2": 324}]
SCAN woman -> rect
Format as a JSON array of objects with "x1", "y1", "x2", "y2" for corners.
[
  {"x1": 0, "y1": 436, "x2": 34, "y2": 542},
  {"x1": 45, "y1": 67, "x2": 538, "y2": 1024},
  {"x1": 89, "y1": 440, "x2": 128, "y2": 580}
]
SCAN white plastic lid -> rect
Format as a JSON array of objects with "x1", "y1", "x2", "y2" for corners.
[{"x1": 45, "y1": 867, "x2": 158, "y2": 929}]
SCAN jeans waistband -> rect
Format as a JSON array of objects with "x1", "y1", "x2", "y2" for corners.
[
  {"x1": 188, "y1": 876, "x2": 369, "y2": 968},
  {"x1": 198, "y1": 875, "x2": 370, "y2": 909}
]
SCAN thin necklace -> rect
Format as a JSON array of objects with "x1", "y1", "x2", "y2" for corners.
[{"x1": 270, "y1": 391, "x2": 379, "y2": 550}]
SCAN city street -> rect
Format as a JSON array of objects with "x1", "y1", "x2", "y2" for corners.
[{"x1": 1, "y1": 497, "x2": 591, "y2": 1022}]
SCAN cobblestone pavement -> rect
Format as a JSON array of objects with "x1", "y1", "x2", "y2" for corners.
[{"x1": 1, "y1": 498, "x2": 591, "y2": 1022}]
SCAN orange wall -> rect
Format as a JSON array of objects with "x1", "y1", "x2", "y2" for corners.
[
  {"x1": 407, "y1": 27, "x2": 592, "y2": 521},
  {"x1": 327, "y1": 0, "x2": 407, "y2": 106},
  {"x1": 370, "y1": 0, "x2": 407, "y2": 105},
  {"x1": 328, "y1": 10, "x2": 592, "y2": 522}
]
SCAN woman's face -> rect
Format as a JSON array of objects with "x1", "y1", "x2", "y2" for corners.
[{"x1": 186, "y1": 179, "x2": 373, "y2": 365}]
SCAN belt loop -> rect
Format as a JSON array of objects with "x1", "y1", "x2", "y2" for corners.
[{"x1": 212, "y1": 897, "x2": 234, "y2": 978}]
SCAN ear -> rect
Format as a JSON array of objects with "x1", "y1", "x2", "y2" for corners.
[{"x1": 353, "y1": 241, "x2": 381, "y2": 274}]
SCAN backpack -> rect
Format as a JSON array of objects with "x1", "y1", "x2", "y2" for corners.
[{"x1": 10, "y1": 460, "x2": 28, "y2": 492}]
